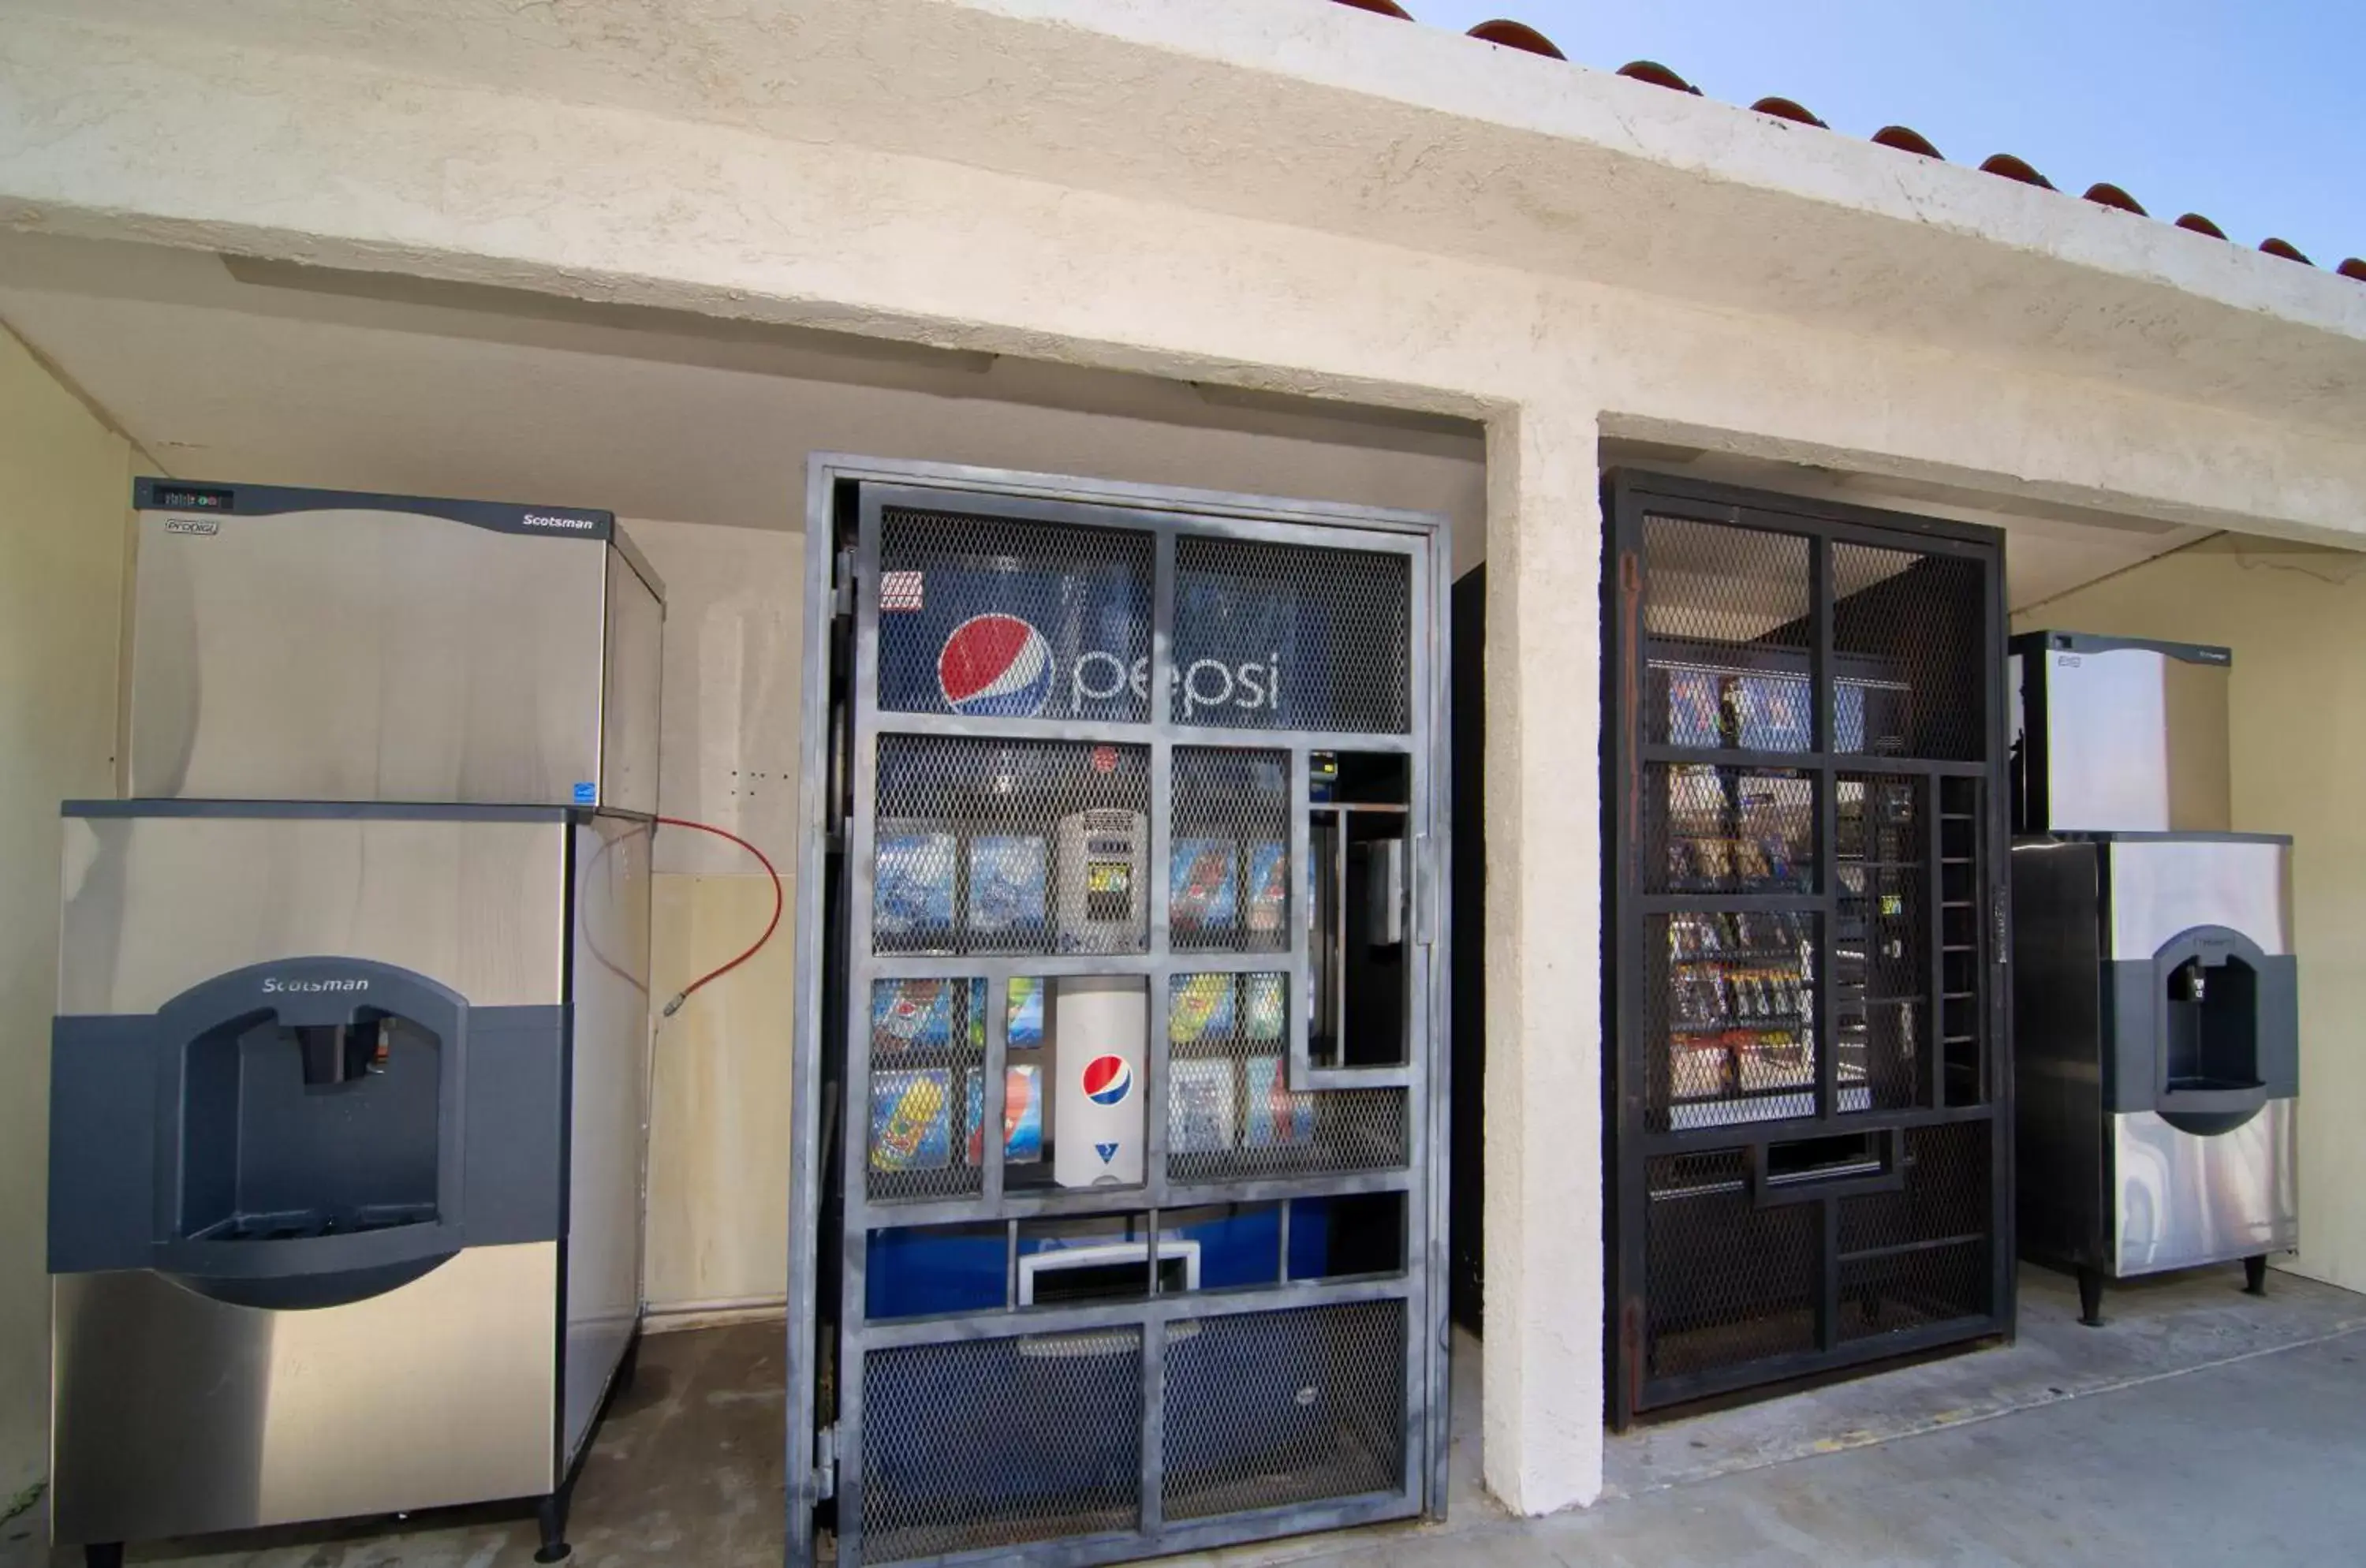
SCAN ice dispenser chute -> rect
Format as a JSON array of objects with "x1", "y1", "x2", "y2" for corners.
[
  {"x1": 177, "y1": 987, "x2": 446, "y2": 1251},
  {"x1": 152, "y1": 959, "x2": 468, "y2": 1302},
  {"x1": 2150, "y1": 928, "x2": 2271, "y2": 1135}
]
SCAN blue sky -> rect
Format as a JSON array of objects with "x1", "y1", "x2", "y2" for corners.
[{"x1": 1402, "y1": 0, "x2": 2360, "y2": 268}]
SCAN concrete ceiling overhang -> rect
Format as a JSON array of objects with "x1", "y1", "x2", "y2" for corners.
[
  {"x1": 0, "y1": 229, "x2": 2235, "y2": 611},
  {"x1": 9, "y1": 0, "x2": 2362, "y2": 435}
]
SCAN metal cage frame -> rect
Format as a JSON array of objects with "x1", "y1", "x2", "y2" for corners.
[
  {"x1": 1603, "y1": 469, "x2": 2016, "y2": 1425},
  {"x1": 789, "y1": 455, "x2": 1454, "y2": 1566}
]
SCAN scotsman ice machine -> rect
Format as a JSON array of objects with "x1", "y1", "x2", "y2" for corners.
[
  {"x1": 47, "y1": 481, "x2": 662, "y2": 1566},
  {"x1": 124, "y1": 476, "x2": 662, "y2": 810},
  {"x1": 2010, "y1": 633, "x2": 2297, "y2": 1323}
]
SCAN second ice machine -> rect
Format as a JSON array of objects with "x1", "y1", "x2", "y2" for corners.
[{"x1": 2010, "y1": 633, "x2": 2298, "y2": 1323}]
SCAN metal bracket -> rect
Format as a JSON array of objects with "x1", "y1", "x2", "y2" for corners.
[
  {"x1": 832, "y1": 547, "x2": 857, "y2": 618},
  {"x1": 814, "y1": 1422, "x2": 838, "y2": 1502}
]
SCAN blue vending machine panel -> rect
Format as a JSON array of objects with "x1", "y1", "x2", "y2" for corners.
[{"x1": 863, "y1": 1204, "x2": 1349, "y2": 1506}]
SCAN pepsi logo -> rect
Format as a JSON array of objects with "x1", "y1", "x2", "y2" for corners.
[
  {"x1": 939, "y1": 614, "x2": 1053, "y2": 717},
  {"x1": 1080, "y1": 1055, "x2": 1133, "y2": 1107}
]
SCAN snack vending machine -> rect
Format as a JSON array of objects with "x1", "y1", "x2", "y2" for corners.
[
  {"x1": 1603, "y1": 471, "x2": 2013, "y2": 1425},
  {"x1": 795, "y1": 461, "x2": 1449, "y2": 1568}
]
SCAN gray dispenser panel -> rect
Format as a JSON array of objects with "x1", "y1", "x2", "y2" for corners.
[{"x1": 49, "y1": 955, "x2": 565, "y2": 1308}]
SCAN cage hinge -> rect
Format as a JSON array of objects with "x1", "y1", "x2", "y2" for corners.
[
  {"x1": 1413, "y1": 831, "x2": 1436, "y2": 948},
  {"x1": 832, "y1": 547, "x2": 856, "y2": 618},
  {"x1": 814, "y1": 1422, "x2": 838, "y2": 1501}
]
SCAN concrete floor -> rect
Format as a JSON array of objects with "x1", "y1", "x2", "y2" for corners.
[{"x1": 9, "y1": 1263, "x2": 2363, "y2": 1567}]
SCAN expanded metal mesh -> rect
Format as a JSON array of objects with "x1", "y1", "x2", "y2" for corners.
[
  {"x1": 1162, "y1": 1301, "x2": 1406, "y2": 1521},
  {"x1": 1644, "y1": 764, "x2": 1817, "y2": 896},
  {"x1": 872, "y1": 736, "x2": 1152, "y2": 956},
  {"x1": 1837, "y1": 1241, "x2": 1991, "y2": 1341},
  {"x1": 1644, "y1": 1152, "x2": 1820, "y2": 1379},
  {"x1": 1832, "y1": 543, "x2": 1986, "y2": 761},
  {"x1": 860, "y1": 1330, "x2": 1143, "y2": 1561},
  {"x1": 875, "y1": 508, "x2": 1155, "y2": 725},
  {"x1": 1166, "y1": 973, "x2": 1408, "y2": 1185},
  {"x1": 1172, "y1": 537, "x2": 1409, "y2": 734},
  {"x1": 1170, "y1": 749, "x2": 1292, "y2": 954},
  {"x1": 1641, "y1": 514, "x2": 1811, "y2": 667},
  {"x1": 1838, "y1": 1122, "x2": 1992, "y2": 1256}
]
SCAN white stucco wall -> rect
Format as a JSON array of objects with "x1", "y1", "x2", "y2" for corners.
[
  {"x1": 0, "y1": 0, "x2": 2360, "y2": 1521},
  {"x1": 0, "y1": 327, "x2": 131, "y2": 1501}
]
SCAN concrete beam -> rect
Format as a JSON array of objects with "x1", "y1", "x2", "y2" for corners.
[{"x1": 9, "y1": 0, "x2": 2360, "y2": 429}]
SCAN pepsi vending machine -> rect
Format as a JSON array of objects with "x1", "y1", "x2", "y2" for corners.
[{"x1": 795, "y1": 462, "x2": 1449, "y2": 1568}]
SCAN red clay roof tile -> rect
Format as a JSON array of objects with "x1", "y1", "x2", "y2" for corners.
[{"x1": 1319, "y1": 0, "x2": 2350, "y2": 277}]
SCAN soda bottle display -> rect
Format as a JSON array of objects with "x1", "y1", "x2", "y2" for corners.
[
  {"x1": 1006, "y1": 976, "x2": 1045, "y2": 1048},
  {"x1": 1170, "y1": 838, "x2": 1241, "y2": 935},
  {"x1": 967, "y1": 834, "x2": 1049, "y2": 939},
  {"x1": 963, "y1": 1064, "x2": 1043, "y2": 1166},
  {"x1": 1242, "y1": 1055, "x2": 1314, "y2": 1149},
  {"x1": 871, "y1": 979, "x2": 957, "y2": 1051},
  {"x1": 1169, "y1": 1058, "x2": 1241, "y2": 1154},
  {"x1": 874, "y1": 830, "x2": 957, "y2": 945},
  {"x1": 1245, "y1": 841, "x2": 1288, "y2": 941},
  {"x1": 870, "y1": 1069, "x2": 953, "y2": 1171},
  {"x1": 1170, "y1": 973, "x2": 1237, "y2": 1043},
  {"x1": 1242, "y1": 973, "x2": 1287, "y2": 1040}
]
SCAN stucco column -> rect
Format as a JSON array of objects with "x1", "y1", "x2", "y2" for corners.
[{"x1": 1480, "y1": 397, "x2": 1606, "y2": 1516}]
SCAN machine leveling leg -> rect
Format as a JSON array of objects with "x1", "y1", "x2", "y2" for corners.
[
  {"x1": 2077, "y1": 1266, "x2": 2105, "y2": 1327},
  {"x1": 536, "y1": 1477, "x2": 575, "y2": 1563},
  {"x1": 613, "y1": 1329, "x2": 642, "y2": 1400},
  {"x1": 84, "y1": 1547, "x2": 123, "y2": 1568},
  {"x1": 2245, "y1": 1254, "x2": 2270, "y2": 1296}
]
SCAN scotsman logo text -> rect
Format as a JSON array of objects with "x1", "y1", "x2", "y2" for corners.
[
  {"x1": 521, "y1": 512, "x2": 599, "y2": 532},
  {"x1": 938, "y1": 614, "x2": 1282, "y2": 719},
  {"x1": 261, "y1": 977, "x2": 371, "y2": 994}
]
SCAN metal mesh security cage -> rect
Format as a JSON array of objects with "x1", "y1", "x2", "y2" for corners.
[
  {"x1": 1604, "y1": 471, "x2": 2013, "y2": 1425},
  {"x1": 795, "y1": 463, "x2": 1450, "y2": 1568}
]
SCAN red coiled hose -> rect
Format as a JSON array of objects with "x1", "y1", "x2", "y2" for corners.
[{"x1": 655, "y1": 815, "x2": 783, "y2": 1017}]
